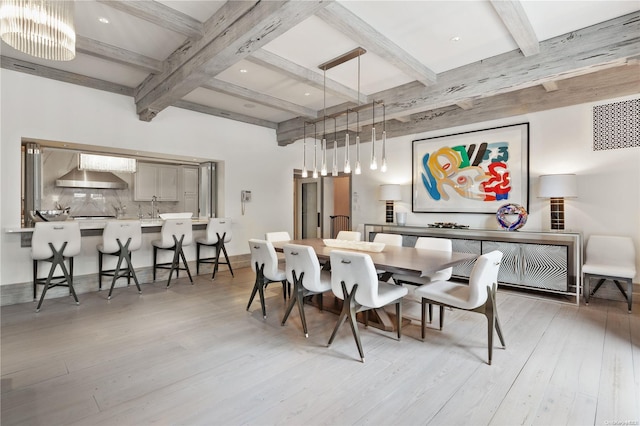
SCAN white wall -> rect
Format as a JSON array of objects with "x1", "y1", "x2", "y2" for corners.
[
  {"x1": 340, "y1": 95, "x2": 640, "y2": 282},
  {"x1": 1, "y1": 69, "x2": 299, "y2": 285},
  {"x1": 2, "y1": 69, "x2": 639, "y2": 285}
]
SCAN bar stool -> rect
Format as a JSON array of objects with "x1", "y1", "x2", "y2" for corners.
[
  {"x1": 98, "y1": 220, "x2": 142, "y2": 299},
  {"x1": 31, "y1": 221, "x2": 81, "y2": 312},
  {"x1": 151, "y1": 219, "x2": 193, "y2": 287},
  {"x1": 195, "y1": 217, "x2": 234, "y2": 279}
]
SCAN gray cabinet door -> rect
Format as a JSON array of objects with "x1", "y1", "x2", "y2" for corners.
[
  {"x1": 451, "y1": 239, "x2": 481, "y2": 279},
  {"x1": 483, "y1": 241, "x2": 568, "y2": 291}
]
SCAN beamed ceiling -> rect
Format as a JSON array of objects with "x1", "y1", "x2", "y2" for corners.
[{"x1": 1, "y1": 0, "x2": 639, "y2": 146}]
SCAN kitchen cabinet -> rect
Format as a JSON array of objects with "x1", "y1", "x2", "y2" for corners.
[
  {"x1": 134, "y1": 162, "x2": 179, "y2": 201},
  {"x1": 364, "y1": 224, "x2": 582, "y2": 304},
  {"x1": 182, "y1": 166, "x2": 199, "y2": 217}
]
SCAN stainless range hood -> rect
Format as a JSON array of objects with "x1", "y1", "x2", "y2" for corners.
[{"x1": 56, "y1": 168, "x2": 128, "y2": 189}]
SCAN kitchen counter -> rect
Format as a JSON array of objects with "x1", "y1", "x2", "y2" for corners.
[{"x1": 5, "y1": 217, "x2": 210, "y2": 234}]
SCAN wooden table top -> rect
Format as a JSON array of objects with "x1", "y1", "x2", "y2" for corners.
[{"x1": 272, "y1": 238, "x2": 477, "y2": 277}]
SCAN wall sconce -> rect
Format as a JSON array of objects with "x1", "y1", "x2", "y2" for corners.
[
  {"x1": 379, "y1": 184, "x2": 401, "y2": 223},
  {"x1": 538, "y1": 174, "x2": 578, "y2": 230}
]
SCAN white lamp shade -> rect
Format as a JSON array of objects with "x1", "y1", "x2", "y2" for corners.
[
  {"x1": 538, "y1": 174, "x2": 578, "y2": 198},
  {"x1": 379, "y1": 184, "x2": 401, "y2": 201}
]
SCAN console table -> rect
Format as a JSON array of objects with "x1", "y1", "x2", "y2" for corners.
[{"x1": 364, "y1": 224, "x2": 582, "y2": 305}]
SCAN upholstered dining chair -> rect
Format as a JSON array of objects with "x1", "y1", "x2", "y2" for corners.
[
  {"x1": 281, "y1": 243, "x2": 332, "y2": 337},
  {"x1": 31, "y1": 221, "x2": 82, "y2": 312},
  {"x1": 336, "y1": 230, "x2": 362, "y2": 241},
  {"x1": 195, "y1": 217, "x2": 234, "y2": 279},
  {"x1": 98, "y1": 220, "x2": 142, "y2": 299},
  {"x1": 247, "y1": 239, "x2": 289, "y2": 319},
  {"x1": 583, "y1": 235, "x2": 636, "y2": 313},
  {"x1": 265, "y1": 231, "x2": 291, "y2": 242},
  {"x1": 151, "y1": 219, "x2": 193, "y2": 287},
  {"x1": 372, "y1": 233, "x2": 403, "y2": 281},
  {"x1": 393, "y1": 237, "x2": 453, "y2": 288},
  {"x1": 414, "y1": 250, "x2": 505, "y2": 365},
  {"x1": 327, "y1": 250, "x2": 408, "y2": 362}
]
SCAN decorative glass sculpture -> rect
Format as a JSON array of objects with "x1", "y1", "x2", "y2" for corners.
[{"x1": 496, "y1": 203, "x2": 528, "y2": 231}]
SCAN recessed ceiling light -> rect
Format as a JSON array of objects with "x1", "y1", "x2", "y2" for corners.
[
  {"x1": 304, "y1": 92, "x2": 311, "y2": 96},
  {"x1": 240, "y1": 69, "x2": 248, "y2": 73},
  {"x1": 450, "y1": 36, "x2": 461, "y2": 42},
  {"x1": 98, "y1": 17, "x2": 109, "y2": 24}
]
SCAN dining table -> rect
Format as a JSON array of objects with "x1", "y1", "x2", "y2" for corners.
[
  {"x1": 272, "y1": 237, "x2": 478, "y2": 331},
  {"x1": 271, "y1": 238, "x2": 477, "y2": 276}
]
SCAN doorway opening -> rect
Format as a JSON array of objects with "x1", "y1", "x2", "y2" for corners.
[{"x1": 293, "y1": 172, "x2": 352, "y2": 240}]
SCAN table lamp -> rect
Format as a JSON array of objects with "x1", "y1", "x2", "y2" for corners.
[
  {"x1": 379, "y1": 184, "x2": 401, "y2": 223},
  {"x1": 538, "y1": 174, "x2": 577, "y2": 230}
]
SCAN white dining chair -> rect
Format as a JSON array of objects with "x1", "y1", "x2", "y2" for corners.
[
  {"x1": 373, "y1": 233, "x2": 403, "y2": 280},
  {"x1": 281, "y1": 243, "x2": 332, "y2": 337},
  {"x1": 31, "y1": 221, "x2": 82, "y2": 312},
  {"x1": 336, "y1": 230, "x2": 362, "y2": 241},
  {"x1": 151, "y1": 219, "x2": 193, "y2": 287},
  {"x1": 265, "y1": 231, "x2": 291, "y2": 242},
  {"x1": 393, "y1": 237, "x2": 453, "y2": 290},
  {"x1": 247, "y1": 239, "x2": 289, "y2": 319},
  {"x1": 98, "y1": 220, "x2": 142, "y2": 299},
  {"x1": 414, "y1": 250, "x2": 505, "y2": 365},
  {"x1": 327, "y1": 250, "x2": 408, "y2": 362},
  {"x1": 583, "y1": 235, "x2": 636, "y2": 313},
  {"x1": 195, "y1": 217, "x2": 234, "y2": 279}
]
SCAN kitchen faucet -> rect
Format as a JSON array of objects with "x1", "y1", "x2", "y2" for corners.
[{"x1": 151, "y1": 195, "x2": 157, "y2": 219}]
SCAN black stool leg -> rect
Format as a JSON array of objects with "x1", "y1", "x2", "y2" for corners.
[
  {"x1": 98, "y1": 252, "x2": 104, "y2": 290},
  {"x1": 153, "y1": 246, "x2": 158, "y2": 281},
  {"x1": 220, "y1": 240, "x2": 234, "y2": 277},
  {"x1": 33, "y1": 260, "x2": 38, "y2": 300},
  {"x1": 196, "y1": 242, "x2": 201, "y2": 275}
]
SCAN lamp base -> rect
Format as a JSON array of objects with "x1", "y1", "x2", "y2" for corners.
[
  {"x1": 385, "y1": 201, "x2": 394, "y2": 223},
  {"x1": 550, "y1": 197, "x2": 565, "y2": 230}
]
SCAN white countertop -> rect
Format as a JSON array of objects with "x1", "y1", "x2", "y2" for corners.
[{"x1": 4, "y1": 218, "x2": 210, "y2": 233}]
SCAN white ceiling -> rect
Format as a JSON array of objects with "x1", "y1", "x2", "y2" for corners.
[{"x1": 1, "y1": 0, "x2": 639, "y2": 132}]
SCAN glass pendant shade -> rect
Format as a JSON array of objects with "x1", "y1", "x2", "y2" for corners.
[
  {"x1": 380, "y1": 130, "x2": 387, "y2": 172},
  {"x1": 370, "y1": 126, "x2": 377, "y2": 170},
  {"x1": 313, "y1": 138, "x2": 318, "y2": 178},
  {"x1": 320, "y1": 138, "x2": 327, "y2": 176},
  {"x1": 344, "y1": 133, "x2": 351, "y2": 174},
  {"x1": 355, "y1": 134, "x2": 361, "y2": 175},
  {"x1": 332, "y1": 140, "x2": 338, "y2": 176},
  {"x1": 301, "y1": 137, "x2": 308, "y2": 178},
  {"x1": 0, "y1": 0, "x2": 76, "y2": 61}
]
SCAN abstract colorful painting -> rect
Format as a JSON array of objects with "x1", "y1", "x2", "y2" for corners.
[{"x1": 412, "y1": 123, "x2": 529, "y2": 213}]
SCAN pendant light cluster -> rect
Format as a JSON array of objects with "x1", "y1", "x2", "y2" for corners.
[{"x1": 299, "y1": 47, "x2": 388, "y2": 178}]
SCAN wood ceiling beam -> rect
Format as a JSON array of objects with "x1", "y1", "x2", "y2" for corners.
[
  {"x1": 203, "y1": 79, "x2": 318, "y2": 119},
  {"x1": 316, "y1": 2, "x2": 437, "y2": 87},
  {"x1": 135, "y1": 1, "x2": 260, "y2": 103},
  {"x1": 247, "y1": 49, "x2": 369, "y2": 105},
  {"x1": 172, "y1": 100, "x2": 277, "y2": 129},
  {"x1": 278, "y1": 63, "x2": 640, "y2": 146},
  {"x1": 75, "y1": 36, "x2": 163, "y2": 74},
  {"x1": 1, "y1": 56, "x2": 134, "y2": 97},
  {"x1": 277, "y1": 11, "x2": 640, "y2": 144},
  {"x1": 97, "y1": 0, "x2": 204, "y2": 39},
  {"x1": 135, "y1": 0, "x2": 331, "y2": 122},
  {"x1": 490, "y1": 0, "x2": 540, "y2": 56}
]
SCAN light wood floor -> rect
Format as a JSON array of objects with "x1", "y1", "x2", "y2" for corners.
[{"x1": 2, "y1": 267, "x2": 639, "y2": 426}]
